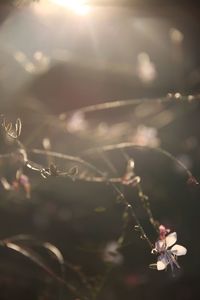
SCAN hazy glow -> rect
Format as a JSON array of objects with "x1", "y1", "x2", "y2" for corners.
[
  {"x1": 169, "y1": 28, "x2": 184, "y2": 44},
  {"x1": 137, "y1": 52, "x2": 157, "y2": 83},
  {"x1": 50, "y1": 0, "x2": 90, "y2": 15}
]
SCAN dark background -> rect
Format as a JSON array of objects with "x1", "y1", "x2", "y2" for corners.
[{"x1": 0, "y1": 1, "x2": 200, "y2": 299}]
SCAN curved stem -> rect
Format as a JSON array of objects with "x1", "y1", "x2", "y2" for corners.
[
  {"x1": 59, "y1": 94, "x2": 200, "y2": 116},
  {"x1": 29, "y1": 148, "x2": 104, "y2": 177},
  {"x1": 84, "y1": 142, "x2": 195, "y2": 180}
]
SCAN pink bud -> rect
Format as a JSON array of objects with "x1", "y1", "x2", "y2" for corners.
[{"x1": 159, "y1": 224, "x2": 170, "y2": 240}]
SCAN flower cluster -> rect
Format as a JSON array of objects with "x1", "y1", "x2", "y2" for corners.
[{"x1": 1, "y1": 170, "x2": 31, "y2": 199}]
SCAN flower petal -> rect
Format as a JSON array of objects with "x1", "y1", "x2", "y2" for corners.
[
  {"x1": 171, "y1": 244, "x2": 187, "y2": 256},
  {"x1": 165, "y1": 232, "x2": 177, "y2": 248},
  {"x1": 157, "y1": 254, "x2": 169, "y2": 270},
  {"x1": 155, "y1": 240, "x2": 165, "y2": 251}
]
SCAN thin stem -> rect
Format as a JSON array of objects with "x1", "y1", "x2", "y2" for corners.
[
  {"x1": 29, "y1": 148, "x2": 104, "y2": 177},
  {"x1": 136, "y1": 183, "x2": 159, "y2": 233},
  {"x1": 110, "y1": 183, "x2": 154, "y2": 249},
  {"x1": 120, "y1": 149, "x2": 159, "y2": 233},
  {"x1": 59, "y1": 94, "x2": 200, "y2": 116},
  {"x1": 84, "y1": 142, "x2": 195, "y2": 180},
  {"x1": 29, "y1": 149, "x2": 153, "y2": 248}
]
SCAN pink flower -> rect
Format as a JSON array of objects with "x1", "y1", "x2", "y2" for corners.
[
  {"x1": 152, "y1": 232, "x2": 187, "y2": 271},
  {"x1": 1, "y1": 170, "x2": 31, "y2": 199}
]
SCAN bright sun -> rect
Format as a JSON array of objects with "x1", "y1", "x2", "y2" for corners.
[{"x1": 50, "y1": 0, "x2": 91, "y2": 16}]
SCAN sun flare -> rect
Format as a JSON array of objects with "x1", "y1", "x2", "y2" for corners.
[{"x1": 50, "y1": 0, "x2": 90, "y2": 15}]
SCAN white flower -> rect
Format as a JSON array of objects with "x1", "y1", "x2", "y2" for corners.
[
  {"x1": 152, "y1": 232, "x2": 187, "y2": 271},
  {"x1": 102, "y1": 241, "x2": 123, "y2": 265}
]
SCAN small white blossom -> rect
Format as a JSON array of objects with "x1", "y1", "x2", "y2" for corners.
[
  {"x1": 102, "y1": 241, "x2": 123, "y2": 265},
  {"x1": 152, "y1": 232, "x2": 187, "y2": 272},
  {"x1": 66, "y1": 111, "x2": 87, "y2": 133}
]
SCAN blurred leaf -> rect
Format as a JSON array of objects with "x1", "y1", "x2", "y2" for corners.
[
  {"x1": 123, "y1": 211, "x2": 129, "y2": 221},
  {"x1": 94, "y1": 207, "x2": 106, "y2": 213},
  {"x1": 117, "y1": 236, "x2": 124, "y2": 245}
]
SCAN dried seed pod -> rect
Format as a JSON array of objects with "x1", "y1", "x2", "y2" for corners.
[{"x1": 2, "y1": 117, "x2": 22, "y2": 139}]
